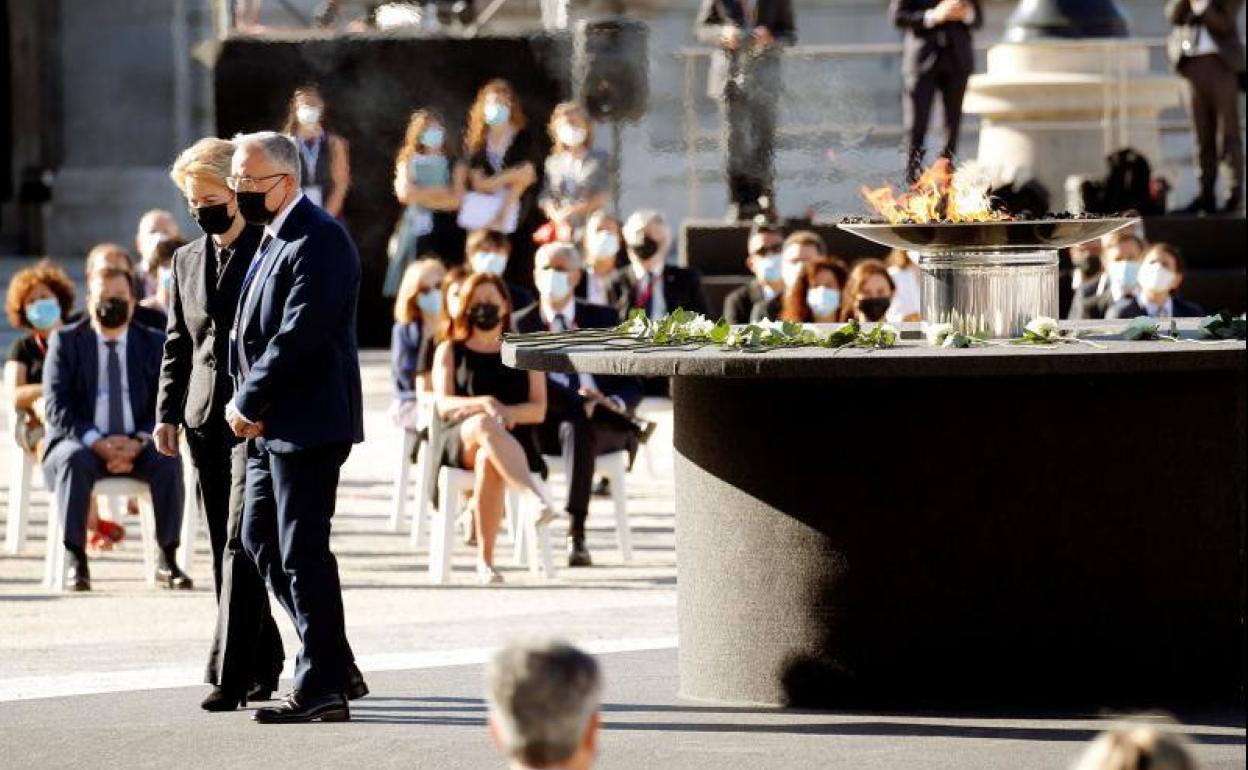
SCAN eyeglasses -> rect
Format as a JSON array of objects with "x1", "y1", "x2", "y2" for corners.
[
  {"x1": 225, "y1": 173, "x2": 287, "y2": 193},
  {"x1": 752, "y1": 245, "x2": 782, "y2": 257}
]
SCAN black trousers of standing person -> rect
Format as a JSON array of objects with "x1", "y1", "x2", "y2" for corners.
[
  {"x1": 722, "y1": 55, "x2": 782, "y2": 211},
  {"x1": 241, "y1": 441, "x2": 355, "y2": 698},
  {"x1": 1178, "y1": 54, "x2": 1244, "y2": 203},
  {"x1": 902, "y1": 52, "x2": 970, "y2": 183},
  {"x1": 185, "y1": 418, "x2": 284, "y2": 691}
]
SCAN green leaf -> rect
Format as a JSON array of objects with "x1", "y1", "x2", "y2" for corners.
[
  {"x1": 710, "y1": 318, "x2": 730, "y2": 344},
  {"x1": 1122, "y1": 316, "x2": 1159, "y2": 341}
]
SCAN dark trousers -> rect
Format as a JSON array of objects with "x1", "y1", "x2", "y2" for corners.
[
  {"x1": 42, "y1": 439, "x2": 183, "y2": 551},
  {"x1": 241, "y1": 441, "x2": 354, "y2": 698},
  {"x1": 903, "y1": 55, "x2": 970, "y2": 183},
  {"x1": 1178, "y1": 54, "x2": 1244, "y2": 200},
  {"x1": 723, "y1": 82, "x2": 779, "y2": 208},
  {"x1": 537, "y1": 395, "x2": 635, "y2": 535},
  {"x1": 185, "y1": 420, "x2": 284, "y2": 689}
]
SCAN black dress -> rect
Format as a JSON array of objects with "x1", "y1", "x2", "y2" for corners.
[
  {"x1": 440, "y1": 341, "x2": 543, "y2": 474},
  {"x1": 7, "y1": 334, "x2": 47, "y2": 385}
]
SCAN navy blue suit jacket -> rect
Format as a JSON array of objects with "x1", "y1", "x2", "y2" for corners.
[
  {"x1": 42, "y1": 319, "x2": 164, "y2": 455},
  {"x1": 231, "y1": 197, "x2": 364, "y2": 453},
  {"x1": 1105, "y1": 295, "x2": 1205, "y2": 320}
]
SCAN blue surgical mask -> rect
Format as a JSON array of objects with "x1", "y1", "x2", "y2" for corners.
[
  {"x1": 417, "y1": 289, "x2": 442, "y2": 316},
  {"x1": 757, "y1": 255, "x2": 782, "y2": 283},
  {"x1": 537, "y1": 268, "x2": 571, "y2": 301},
  {"x1": 472, "y1": 251, "x2": 508, "y2": 276},
  {"x1": 588, "y1": 231, "x2": 620, "y2": 260},
  {"x1": 421, "y1": 126, "x2": 445, "y2": 149},
  {"x1": 806, "y1": 286, "x2": 841, "y2": 318},
  {"x1": 1108, "y1": 259, "x2": 1139, "y2": 291},
  {"x1": 483, "y1": 102, "x2": 511, "y2": 127},
  {"x1": 25, "y1": 297, "x2": 62, "y2": 331}
]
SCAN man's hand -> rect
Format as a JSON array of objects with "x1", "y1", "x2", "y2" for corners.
[
  {"x1": 578, "y1": 386, "x2": 603, "y2": 419},
  {"x1": 225, "y1": 403, "x2": 263, "y2": 439},
  {"x1": 752, "y1": 25, "x2": 774, "y2": 48},
  {"x1": 114, "y1": 436, "x2": 143, "y2": 462},
  {"x1": 153, "y1": 423, "x2": 180, "y2": 457},
  {"x1": 721, "y1": 24, "x2": 742, "y2": 51},
  {"x1": 931, "y1": 0, "x2": 961, "y2": 23}
]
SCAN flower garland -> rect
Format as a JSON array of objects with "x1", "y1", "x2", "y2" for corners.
[{"x1": 616, "y1": 309, "x2": 898, "y2": 352}]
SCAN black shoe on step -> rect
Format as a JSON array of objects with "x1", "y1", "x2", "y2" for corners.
[
  {"x1": 252, "y1": 692, "x2": 349, "y2": 724},
  {"x1": 65, "y1": 548, "x2": 91, "y2": 592},
  {"x1": 201, "y1": 686, "x2": 247, "y2": 712},
  {"x1": 1175, "y1": 194, "x2": 1216, "y2": 215},
  {"x1": 346, "y1": 665, "x2": 369, "y2": 700},
  {"x1": 247, "y1": 681, "x2": 277, "y2": 702},
  {"x1": 568, "y1": 536, "x2": 593, "y2": 568},
  {"x1": 156, "y1": 548, "x2": 194, "y2": 590}
]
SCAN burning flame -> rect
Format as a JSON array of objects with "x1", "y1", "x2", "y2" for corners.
[{"x1": 860, "y1": 159, "x2": 1011, "y2": 224}]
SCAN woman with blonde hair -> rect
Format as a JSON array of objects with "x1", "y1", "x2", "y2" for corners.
[
  {"x1": 538, "y1": 101, "x2": 610, "y2": 242},
  {"x1": 391, "y1": 257, "x2": 447, "y2": 427},
  {"x1": 282, "y1": 85, "x2": 351, "y2": 218},
  {"x1": 1072, "y1": 727, "x2": 1196, "y2": 770}
]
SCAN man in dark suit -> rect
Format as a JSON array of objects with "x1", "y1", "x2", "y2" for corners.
[
  {"x1": 1105, "y1": 242, "x2": 1205, "y2": 320},
  {"x1": 513, "y1": 243, "x2": 645, "y2": 567},
  {"x1": 1068, "y1": 231, "x2": 1145, "y2": 321},
  {"x1": 891, "y1": 0, "x2": 983, "y2": 183},
  {"x1": 1166, "y1": 0, "x2": 1244, "y2": 214},
  {"x1": 722, "y1": 220, "x2": 785, "y2": 324},
  {"x1": 226, "y1": 132, "x2": 365, "y2": 724},
  {"x1": 83, "y1": 243, "x2": 169, "y2": 331},
  {"x1": 607, "y1": 210, "x2": 710, "y2": 321},
  {"x1": 41, "y1": 268, "x2": 188, "y2": 592},
  {"x1": 697, "y1": 0, "x2": 796, "y2": 221}
]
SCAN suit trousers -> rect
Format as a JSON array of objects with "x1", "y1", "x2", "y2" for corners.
[
  {"x1": 42, "y1": 440, "x2": 183, "y2": 551},
  {"x1": 721, "y1": 57, "x2": 781, "y2": 206},
  {"x1": 1178, "y1": 54, "x2": 1244, "y2": 199},
  {"x1": 241, "y1": 440, "x2": 354, "y2": 698},
  {"x1": 537, "y1": 399, "x2": 635, "y2": 535},
  {"x1": 186, "y1": 420, "x2": 284, "y2": 689},
  {"x1": 902, "y1": 53, "x2": 969, "y2": 183}
]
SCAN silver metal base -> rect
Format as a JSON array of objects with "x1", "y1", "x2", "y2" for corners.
[{"x1": 919, "y1": 249, "x2": 1058, "y2": 338}]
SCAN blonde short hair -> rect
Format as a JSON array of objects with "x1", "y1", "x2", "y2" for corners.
[
  {"x1": 170, "y1": 138, "x2": 236, "y2": 191},
  {"x1": 1072, "y1": 727, "x2": 1196, "y2": 770}
]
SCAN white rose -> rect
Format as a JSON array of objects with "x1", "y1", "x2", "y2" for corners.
[
  {"x1": 1025, "y1": 316, "x2": 1059, "y2": 338},
  {"x1": 925, "y1": 322, "x2": 954, "y2": 346}
]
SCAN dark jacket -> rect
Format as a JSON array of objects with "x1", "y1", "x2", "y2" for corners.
[
  {"x1": 1066, "y1": 277, "x2": 1114, "y2": 321},
  {"x1": 748, "y1": 294, "x2": 783, "y2": 323},
  {"x1": 891, "y1": 0, "x2": 983, "y2": 80},
  {"x1": 156, "y1": 226, "x2": 259, "y2": 430},
  {"x1": 1105, "y1": 295, "x2": 1206, "y2": 320},
  {"x1": 511, "y1": 301, "x2": 643, "y2": 412},
  {"x1": 230, "y1": 197, "x2": 364, "y2": 452},
  {"x1": 1166, "y1": 0, "x2": 1245, "y2": 72},
  {"x1": 42, "y1": 319, "x2": 164, "y2": 455},
  {"x1": 723, "y1": 280, "x2": 768, "y2": 324},
  {"x1": 696, "y1": 0, "x2": 795, "y2": 98},
  {"x1": 605, "y1": 265, "x2": 711, "y2": 321}
]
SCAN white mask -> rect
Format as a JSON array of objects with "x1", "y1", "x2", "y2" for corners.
[
  {"x1": 296, "y1": 105, "x2": 322, "y2": 128},
  {"x1": 588, "y1": 231, "x2": 619, "y2": 260},
  {"x1": 537, "y1": 268, "x2": 572, "y2": 301},
  {"x1": 1107, "y1": 259, "x2": 1140, "y2": 292},
  {"x1": 557, "y1": 124, "x2": 587, "y2": 148},
  {"x1": 472, "y1": 251, "x2": 508, "y2": 276},
  {"x1": 1137, "y1": 262, "x2": 1176, "y2": 294}
]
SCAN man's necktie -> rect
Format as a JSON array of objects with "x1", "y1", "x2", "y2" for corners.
[
  {"x1": 239, "y1": 234, "x2": 273, "y2": 298},
  {"x1": 105, "y1": 340, "x2": 124, "y2": 435},
  {"x1": 634, "y1": 274, "x2": 654, "y2": 313},
  {"x1": 551, "y1": 315, "x2": 580, "y2": 390},
  {"x1": 235, "y1": 234, "x2": 273, "y2": 378}
]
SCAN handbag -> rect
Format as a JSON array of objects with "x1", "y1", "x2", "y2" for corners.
[{"x1": 457, "y1": 190, "x2": 519, "y2": 234}]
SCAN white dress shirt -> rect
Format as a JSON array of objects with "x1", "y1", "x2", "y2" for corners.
[
  {"x1": 1141, "y1": 295, "x2": 1175, "y2": 319},
  {"x1": 924, "y1": 3, "x2": 976, "y2": 27},
  {"x1": 631, "y1": 262, "x2": 667, "y2": 319},
  {"x1": 83, "y1": 332, "x2": 135, "y2": 447},
  {"x1": 585, "y1": 271, "x2": 609, "y2": 306},
  {"x1": 1186, "y1": 0, "x2": 1219, "y2": 57},
  {"x1": 542, "y1": 298, "x2": 600, "y2": 394}
]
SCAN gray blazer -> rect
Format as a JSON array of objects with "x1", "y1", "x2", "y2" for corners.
[{"x1": 1166, "y1": 0, "x2": 1245, "y2": 73}]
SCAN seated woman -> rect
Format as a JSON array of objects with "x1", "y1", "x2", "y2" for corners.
[
  {"x1": 465, "y1": 228, "x2": 535, "y2": 310},
  {"x1": 538, "y1": 102, "x2": 610, "y2": 243},
  {"x1": 779, "y1": 256, "x2": 849, "y2": 324},
  {"x1": 432, "y1": 272, "x2": 557, "y2": 584},
  {"x1": 391, "y1": 257, "x2": 448, "y2": 429},
  {"x1": 839, "y1": 258, "x2": 895, "y2": 323}
]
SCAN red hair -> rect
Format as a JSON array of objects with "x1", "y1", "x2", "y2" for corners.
[{"x1": 449, "y1": 271, "x2": 512, "y2": 342}]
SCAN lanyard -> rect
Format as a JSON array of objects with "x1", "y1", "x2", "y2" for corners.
[{"x1": 299, "y1": 135, "x2": 323, "y2": 184}]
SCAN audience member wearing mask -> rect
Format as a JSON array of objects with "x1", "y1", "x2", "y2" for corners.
[
  {"x1": 466, "y1": 228, "x2": 535, "y2": 311},
  {"x1": 41, "y1": 268, "x2": 188, "y2": 593},
  {"x1": 780, "y1": 255, "x2": 849, "y2": 324},
  {"x1": 142, "y1": 236, "x2": 188, "y2": 316},
  {"x1": 386, "y1": 108, "x2": 466, "y2": 295},
  {"x1": 885, "y1": 249, "x2": 922, "y2": 323},
  {"x1": 608, "y1": 210, "x2": 710, "y2": 321},
  {"x1": 1071, "y1": 727, "x2": 1196, "y2": 770},
  {"x1": 83, "y1": 243, "x2": 168, "y2": 331},
  {"x1": 282, "y1": 86, "x2": 351, "y2": 218},
  {"x1": 577, "y1": 210, "x2": 625, "y2": 305},
  {"x1": 431, "y1": 272, "x2": 558, "y2": 585},
  {"x1": 539, "y1": 102, "x2": 610, "y2": 242},
  {"x1": 135, "y1": 208, "x2": 182, "y2": 297},
  {"x1": 1068, "y1": 231, "x2": 1146, "y2": 320},
  {"x1": 391, "y1": 257, "x2": 447, "y2": 428},
  {"x1": 1065, "y1": 238, "x2": 1105, "y2": 319},
  {"x1": 513, "y1": 243, "x2": 644, "y2": 568},
  {"x1": 749, "y1": 230, "x2": 824, "y2": 322},
  {"x1": 722, "y1": 221, "x2": 785, "y2": 324},
  {"x1": 840, "y1": 258, "x2": 895, "y2": 323},
  {"x1": 465, "y1": 79, "x2": 541, "y2": 285},
  {"x1": 487, "y1": 639, "x2": 603, "y2": 770},
  {"x1": 1106, "y1": 243, "x2": 1205, "y2": 320},
  {"x1": 5, "y1": 262, "x2": 75, "y2": 455},
  {"x1": 439, "y1": 266, "x2": 470, "y2": 343},
  {"x1": 154, "y1": 136, "x2": 284, "y2": 712}
]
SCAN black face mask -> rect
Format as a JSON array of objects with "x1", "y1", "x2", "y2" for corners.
[
  {"x1": 858, "y1": 297, "x2": 891, "y2": 322},
  {"x1": 190, "y1": 202, "x2": 235, "y2": 236},
  {"x1": 237, "y1": 191, "x2": 276, "y2": 225},
  {"x1": 467, "y1": 302, "x2": 502, "y2": 331},
  {"x1": 95, "y1": 297, "x2": 131, "y2": 330},
  {"x1": 630, "y1": 236, "x2": 659, "y2": 262}
]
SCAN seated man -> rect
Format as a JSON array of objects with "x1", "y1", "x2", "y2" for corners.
[
  {"x1": 749, "y1": 229, "x2": 825, "y2": 322},
  {"x1": 465, "y1": 228, "x2": 535, "y2": 312},
  {"x1": 41, "y1": 267, "x2": 189, "y2": 592},
  {"x1": 83, "y1": 242, "x2": 168, "y2": 331},
  {"x1": 607, "y1": 209, "x2": 710, "y2": 321},
  {"x1": 1106, "y1": 242, "x2": 1204, "y2": 320},
  {"x1": 722, "y1": 220, "x2": 784, "y2": 324},
  {"x1": 513, "y1": 242, "x2": 646, "y2": 567},
  {"x1": 1068, "y1": 230, "x2": 1144, "y2": 320}
]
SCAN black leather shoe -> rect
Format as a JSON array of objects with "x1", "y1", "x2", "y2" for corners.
[
  {"x1": 252, "y1": 692, "x2": 349, "y2": 723},
  {"x1": 1175, "y1": 194, "x2": 1215, "y2": 215},
  {"x1": 247, "y1": 681, "x2": 276, "y2": 702},
  {"x1": 346, "y1": 666, "x2": 369, "y2": 700},
  {"x1": 568, "y1": 536, "x2": 593, "y2": 568},
  {"x1": 155, "y1": 562, "x2": 194, "y2": 590},
  {"x1": 591, "y1": 477, "x2": 611, "y2": 498},
  {"x1": 201, "y1": 686, "x2": 247, "y2": 712},
  {"x1": 65, "y1": 549, "x2": 91, "y2": 592}
]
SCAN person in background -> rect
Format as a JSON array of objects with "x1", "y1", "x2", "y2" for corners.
[
  {"x1": 749, "y1": 229, "x2": 823, "y2": 322},
  {"x1": 577, "y1": 210, "x2": 624, "y2": 306},
  {"x1": 1066, "y1": 238, "x2": 1105, "y2": 315},
  {"x1": 1167, "y1": 0, "x2": 1244, "y2": 215},
  {"x1": 6, "y1": 261, "x2": 76, "y2": 454},
  {"x1": 135, "y1": 208, "x2": 182, "y2": 297},
  {"x1": 1106, "y1": 243, "x2": 1205, "y2": 320},
  {"x1": 391, "y1": 257, "x2": 447, "y2": 428},
  {"x1": 891, "y1": 0, "x2": 983, "y2": 183},
  {"x1": 1071, "y1": 727, "x2": 1196, "y2": 770},
  {"x1": 539, "y1": 102, "x2": 610, "y2": 242},
  {"x1": 513, "y1": 242, "x2": 644, "y2": 568},
  {"x1": 1068, "y1": 231, "x2": 1146, "y2": 320},
  {"x1": 840, "y1": 258, "x2": 895, "y2": 323},
  {"x1": 487, "y1": 639, "x2": 603, "y2": 770},
  {"x1": 722, "y1": 220, "x2": 785, "y2": 324},
  {"x1": 440, "y1": 265, "x2": 471, "y2": 342},
  {"x1": 84, "y1": 243, "x2": 168, "y2": 331},
  {"x1": 385, "y1": 107, "x2": 466, "y2": 296},
  {"x1": 465, "y1": 79, "x2": 541, "y2": 286},
  {"x1": 466, "y1": 228, "x2": 535, "y2": 311},
  {"x1": 283, "y1": 86, "x2": 351, "y2": 218},
  {"x1": 696, "y1": 0, "x2": 796, "y2": 221},
  {"x1": 885, "y1": 249, "x2": 922, "y2": 323},
  {"x1": 42, "y1": 268, "x2": 188, "y2": 593},
  {"x1": 431, "y1": 272, "x2": 557, "y2": 585},
  {"x1": 608, "y1": 209, "x2": 709, "y2": 321},
  {"x1": 780, "y1": 255, "x2": 848, "y2": 324},
  {"x1": 142, "y1": 236, "x2": 188, "y2": 317}
]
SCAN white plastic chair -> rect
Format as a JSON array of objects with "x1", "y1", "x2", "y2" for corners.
[
  {"x1": 44, "y1": 477, "x2": 159, "y2": 591},
  {"x1": 389, "y1": 398, "x2": 434, "y2": 533},
  {"x1": 541, "y1": 450, "x2": 633, "y2": 563},
  {"x1": 3, "y1": 413, "x2": 37, "y2": 554}
]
